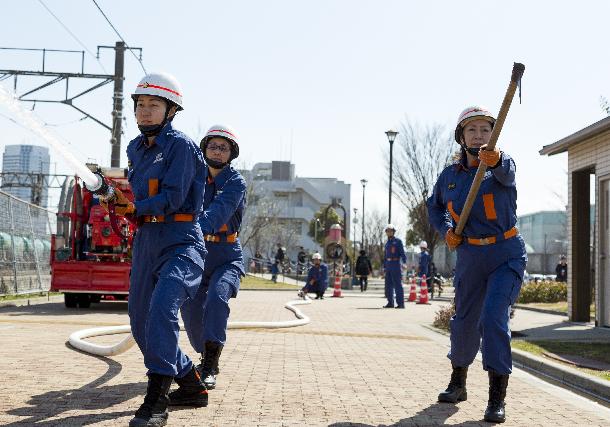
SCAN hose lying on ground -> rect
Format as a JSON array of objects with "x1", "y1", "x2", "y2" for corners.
[{"x1": 68, "y1": 297, "x2": 311, "y2": 357}]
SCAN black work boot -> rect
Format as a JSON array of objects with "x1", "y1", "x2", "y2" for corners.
[
  {"x1": 484, "y1": 370, "x2": 509, "y2": 423},
  {"x1": 438, "y1": 365, "x2": 468, "y2": 403},
  {"x1": 197, "y1": 341, "x2": 224, "y2": 390},
  {"x1": 168, "y1": 366, "x2": 208, "y2": 407},
  {"x1": 129, "y1": 373, "x2": 173, "y2": 427}
]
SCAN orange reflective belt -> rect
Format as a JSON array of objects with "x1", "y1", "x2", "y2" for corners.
[
  {"x1": 466, "y1": 226, "x2": 518, "y2": 246},
  {"x1": 142, "y1": 213, "x2": 195, "y2": 223},
  {"x1": 204, "y1": 232, "x2": 238, "y2": 243}
]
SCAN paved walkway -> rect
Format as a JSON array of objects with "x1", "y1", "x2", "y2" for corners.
[{"x1": 1, "y1": 291, "x2": 609, "y2": 426}]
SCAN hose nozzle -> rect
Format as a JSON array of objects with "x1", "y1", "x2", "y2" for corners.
[{"x1": 84, "y1": 171, "x2": 116, "y2": 203}]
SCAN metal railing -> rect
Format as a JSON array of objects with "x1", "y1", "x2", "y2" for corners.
[{"x1": 0, "y1": 190, "x2": 56, "y2": 296}]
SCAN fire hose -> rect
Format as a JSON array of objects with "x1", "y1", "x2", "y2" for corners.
[{"x1": 69, "y1": 297, "x2": 311, "y2": 357}]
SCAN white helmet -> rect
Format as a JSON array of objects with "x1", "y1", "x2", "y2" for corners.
[
  {"x1": 419, "y1": 240, "x2": 428, "y2": 249},
  {"x1": 454, "y1": 106, "x2": 495, "y2": 142},
  {"x1": 385, "y1": 224, "x2": 396, "y2": 232},
  {"x1": 131, "y1": 72, "x2": 183, "y2": 110},
  {"x1": 200, "y1": 124, "x2": 240, "y2": 166},
  {"x1": 202, "y1": 125, "x2": 239, "y2": 146},
  {"x1": 312, "y1": 253, "x2": 322, "y2": 260}
]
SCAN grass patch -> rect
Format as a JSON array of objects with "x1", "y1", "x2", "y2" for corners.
[
  {"x1": 240, "y1": 275, "x2": 299, "y2": 290},
  {"x1": 512, "y1": 340, "x2": 610, "y2": 381},
  {"x1": 0, "y1": 292, "x2": 60, "y2": 302},
  {"x1": 518, "y1": 301, "x2": 595, "y2": 316}
]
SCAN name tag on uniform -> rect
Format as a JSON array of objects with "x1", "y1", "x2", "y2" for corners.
[
  {"x1": 448, "y1": 183, "x2": 456, "y2": 190},
  {"x1": 153, "y1": 153, "x2": 163, "y2": 164}
]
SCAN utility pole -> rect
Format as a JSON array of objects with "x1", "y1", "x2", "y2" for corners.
[
  {"x1": 1, "y1": 42, "x2": 141, "y2": 168},
  {"x1": 110, "y1": 41, "x2": 125, "y2": 168}
]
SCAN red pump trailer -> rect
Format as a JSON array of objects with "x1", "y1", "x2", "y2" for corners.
[{"x1": 50, "y1": 165, "x2": 136, "y2": 308}]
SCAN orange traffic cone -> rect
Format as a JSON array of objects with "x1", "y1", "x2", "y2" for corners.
[
  {"x1": 332, "y1": 269, "x2": 343, "y2": 298},
  {"x1": 408, "y1": 276, "x2": 417, "y2": 302},
  {"x1": 417, "y1": 274, "x2": 430, "y2": 304}
]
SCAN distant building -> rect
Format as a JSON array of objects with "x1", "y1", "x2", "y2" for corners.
[
  {"x1": 517, "y1": 210, "x2": 567, "y2": 274},
  {"x1": 241, "y1": 161, "x2": 351, "y2": 260},
  {"x1": 1, "y1": 144, "x2": 50, "y2": 207}
]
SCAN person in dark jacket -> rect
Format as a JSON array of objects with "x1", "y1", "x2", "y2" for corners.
[
  {"x1": 355, "y1": 249, "x2": 373, "y2": 292},
  {"x1": 555, "y1": 255, "x2": 567, "y2": 282}
]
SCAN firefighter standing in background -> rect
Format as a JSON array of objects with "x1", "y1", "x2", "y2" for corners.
[
  {"x1": 176, "y1": 125, "x2": 247, "y2": 397},
  {"x1": 109, "y1": 72, "x2": 208, "y2": 427},
  {"x1": 418, "y1": 240, "x2": 431, "y2": 298},
  {"x1": 427, "y1": 106, "x2": 527, "y2": 423},
  {"x1": 383, "y1": 224, "x2": 407, "y2": 308}
]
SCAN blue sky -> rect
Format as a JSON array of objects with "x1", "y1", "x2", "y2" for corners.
[{"x1": 1, "y1": 0, "x2": 608, "y2": 230}]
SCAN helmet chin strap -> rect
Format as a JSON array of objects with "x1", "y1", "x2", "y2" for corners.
[
  {"x1": 136, "y1": 101, "x2": 174, "y2": 137},
  {"x1": 461, "y1": 143, "x2": 480, "y2": 156},
  {"x1": 205, "y1": 157, "x2": 229, "y2": 169}
]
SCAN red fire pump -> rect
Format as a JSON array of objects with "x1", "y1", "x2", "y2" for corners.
[{"x1": 50, "y1": 165, "x2": 136, "y2": 308}]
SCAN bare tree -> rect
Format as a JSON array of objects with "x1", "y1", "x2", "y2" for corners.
[
  {"x1": 362, "y1": 208, "x2": 388, "y2": 272},
  {"x1": 389, "y1": 118, "x2": 454, "y2": 257},
  {"x1": 240, "y1": 180, "x2": 282, "y2": 258}
]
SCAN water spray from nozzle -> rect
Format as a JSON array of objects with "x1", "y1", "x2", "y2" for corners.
[{"x1": 0, "y1": 85, "x2": 99, "y2": 188}]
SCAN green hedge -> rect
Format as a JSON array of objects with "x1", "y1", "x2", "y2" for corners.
[{"x1": 517, "y1": 281, "x2": 567, "y2": 304}]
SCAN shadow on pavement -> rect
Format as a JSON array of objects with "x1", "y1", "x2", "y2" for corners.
[
  {"x1": 512, "y1": 318, "x2": 610, "y2": 342},
  {"x1": 4, "y1": 353, "x2": 143, "y2": 426},
  {"x1": 328, "y1": 402, "x2": 489, "y2": 426},
  {"x1": 0, "y1": 300, "x2": 128, "y2": 317}
]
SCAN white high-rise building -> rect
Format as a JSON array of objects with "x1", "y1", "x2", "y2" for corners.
[
  {"x1": 240, "y1": 160, "x2": 351, "y2": 260},
  {"x1": 1, "y1": 144, "x2": 51, "y2": 207}
]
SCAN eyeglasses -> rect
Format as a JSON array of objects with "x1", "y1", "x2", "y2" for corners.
[{"x1": 206, "y1": 144, "x2": 231, "y2": 153}]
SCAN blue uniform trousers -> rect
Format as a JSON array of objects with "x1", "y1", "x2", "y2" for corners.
[
  {"x1": 449, "y1": 237, "x2": 526, "y2": 374},
  {"x1": 384, "y1": 265, "x2": 404, "y2": 307},
  {"x1": 129, "y1": 225, "x2": 204, "y2": 378},
  {"x1": 182, "y1": 263, "x2": 241, "y2": 350}
]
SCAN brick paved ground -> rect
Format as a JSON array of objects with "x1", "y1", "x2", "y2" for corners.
[{"x1": 1, "y1": 291, "x2": 609, "y2": 426}]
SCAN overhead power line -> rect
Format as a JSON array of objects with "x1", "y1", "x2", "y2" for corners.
[
  {"x1": 91, "y1": 0, "x2": 147, "y2": 74},
  {"x1": 37, "y1": 0, "x2": 108, "y2": 74}
]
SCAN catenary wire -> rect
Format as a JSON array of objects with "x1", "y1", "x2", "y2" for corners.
[
  {"x1": 37, "y1": 0, "x2": 108, "y2": 74},
  {"x1": 90, "y1": 0, "x2": 147, "y2": 74}
]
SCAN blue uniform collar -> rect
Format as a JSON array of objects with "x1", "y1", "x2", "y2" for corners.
[
  {"x1": 454, "y1": 153, "x2": 479, "y2": 172},
  {"x1": 208, "y1": 164, "x2": 234, "y2": 187},
  {"x1": 134, "y1": 121, "x2": 174, "y2": 151}
]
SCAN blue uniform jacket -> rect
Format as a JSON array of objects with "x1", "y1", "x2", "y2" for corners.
[
  {"x1": 427, "y1": 152, "x2": 518, "y2": 239},
  {"x1": 198, "y1": 165, "x2": 247, "y2": 275},
  {"x1": 384, "y1": 237, "x2": 406, "y2": 270},
  {"x1": 126, "y1": 121, "x2": 207, "y2": 268},
  {"x1": 307, "y1": 263, "x2": 328, "y2": 292},
  {"x1": 419, "y1": 250, "x2": 430, "y2": 277}
]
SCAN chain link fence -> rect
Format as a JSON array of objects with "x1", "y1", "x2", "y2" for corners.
[{"x1": 0, "y1": 190, "x2": 56, "y2": 296}]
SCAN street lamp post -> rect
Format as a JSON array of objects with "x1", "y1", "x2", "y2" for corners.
[
  {"x1": 352, "y1": 207, "x2": 358, "y2": 283},
  {"x1": 314, "y1": 218, "x2": 320, "y2": 248},
  {"x1": 386, "y1": 129, "x2": 398, "y2": 224},
  {"x1": 360, "y1": 179, "x2": 367, "y2": 250}
]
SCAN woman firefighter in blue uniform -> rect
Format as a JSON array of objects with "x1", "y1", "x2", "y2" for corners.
[
  {"x1": 427, "y1": 106, "x2": 527, "y2": 423},
  {"x1": 107, "y1": 72, "x2": 208, "y2": 427},
  {"x1": 172, "y1": 124, "x2": 247, "y2": 399}
]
